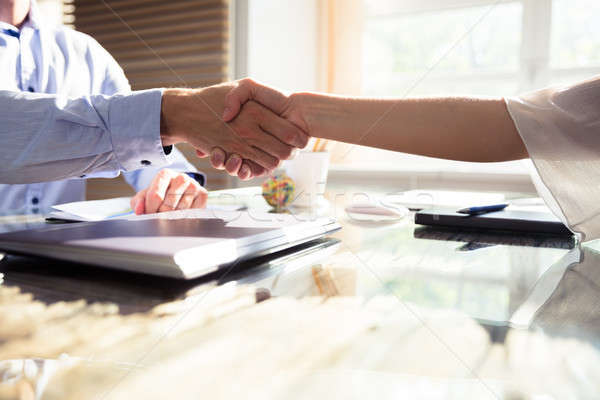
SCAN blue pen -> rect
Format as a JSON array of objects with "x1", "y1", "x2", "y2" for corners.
[{"x1": 457, "y1": 203, "x2": 509, "y2": 215}]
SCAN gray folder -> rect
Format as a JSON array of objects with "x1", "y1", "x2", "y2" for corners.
[{"x1": 0, "y1": 209, "x2": 340, "y2": 279}]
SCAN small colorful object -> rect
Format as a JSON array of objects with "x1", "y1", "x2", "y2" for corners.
[{"x1": 262, "y1": 173, "x2": 295, "y2": 209}]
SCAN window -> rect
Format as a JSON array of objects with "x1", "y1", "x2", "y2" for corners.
[
  {"x1": 549, "y1": 0, "x2": 600, "y2": 84},
  {"x1": 362, "y1": 1, "x2": 522, "y2": 97},
  {"x1": 332, "y1": 0, "x2": 600, "y2": 175}
]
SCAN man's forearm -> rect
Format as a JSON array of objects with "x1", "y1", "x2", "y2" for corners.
[
  {"x1": 296, "y1": 93, "x2": 528, "y2": 162},
  {"x1": 0, "y1": 89, "x2": 167, "y2": 184}
]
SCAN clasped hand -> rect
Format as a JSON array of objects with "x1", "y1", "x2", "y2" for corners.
[{"x1": 161, "y1": 81, "x2": 309, "y2": 180}]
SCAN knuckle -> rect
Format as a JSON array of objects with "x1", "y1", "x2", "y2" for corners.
[
  {"x1": 188, "y1": 185, "x2": 200, "y2": 195},
  {"x1": 240, "y1": 77, "x2": 255, "y2": 87},
  {"x1": 150, "y1": 191, "x2": 163, "y2": 204},
  {"x1": 173, "y1": 174, "x2": 187, "y2": 186},
  {"x1": 188, "y1": 178, "x2": 201, "y2": 189}
]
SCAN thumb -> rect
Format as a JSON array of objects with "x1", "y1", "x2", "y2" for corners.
[
  {"x1": 222, "y1": 78, "x2": 289, "y2": 121},
  {"x1": 222, "y1": 83, "x2": 249, "y2": 122}
]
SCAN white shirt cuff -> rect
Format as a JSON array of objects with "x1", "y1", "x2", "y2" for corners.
[{"x1": 108, "y1": 88, "x2": 169, "y2": 172}]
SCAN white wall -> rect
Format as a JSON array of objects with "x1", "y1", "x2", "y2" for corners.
[{"x1": 246, "y1": 0, "x2": 320, "y2": 92}]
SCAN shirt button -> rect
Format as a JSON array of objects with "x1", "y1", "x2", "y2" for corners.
[
  {"x1": 140, "y1": 160, "x2": 151, "y2": 166},
  {"x1": 31, "y1": 197, "x2": 39, "y2": 205},
  {"x1": 28, "y1": 86, "x2": 34, "y2": 92},
  {"x1": 32, "y1": 208, "x2": 39, "y2": 214}
]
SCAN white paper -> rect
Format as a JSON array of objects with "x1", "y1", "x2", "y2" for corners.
[
  {"x1": 48, "y1": 190, "x2": 251, "y2": 222},
  {"x1": 49, "y1": 197, "x2": 133, "y2": 221}
]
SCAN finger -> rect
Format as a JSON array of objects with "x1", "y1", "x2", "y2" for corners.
[
  {"x1": 176, "y1": 182, "x2": 204, "y2": 210},
  {"x1": 197, "y1": 187, "x2": 208, "y2": 208},
  {"x1": 209, "y1": 147, "x2": 226, "y2": 169},
  {"x1": 249, "y1": 146, "x2": 280, "y2": 173},
  {"x1": 160, "y1": 174, "x2": 190, "y2": 211},
  {"x1": 245, "y1": 145, "x2": 279, "y2": 171},
  {"x1": 258, "y1": 105, "x2": 309, "y2": 149},
  {"x1": 131, "y1": 189, "x2": 147, "y2": 215},
  {"x1": 191, "y1": 192, "x2": 208, "y2": 209},
  {"x1": 195, "y1": 149, "x2": 208, "y2": 158},
  {"x1": 238, "y1": 162, "x2": 252, "y2": 180},
  {"x1": 223, "y1": 78, "x2": 289, "y2": 122},
  {"x1": 238, "y1": 160, "x2": 266, "y2": 180},
  {"x1": 234, "y1": 101, "x2": 306, "y2": 152},
  {"x1": 225, "y1": 154, "x2": 243, "y2": 176},
  {"x1": 145, "y1": 170, "x2": 173, "y2": 214},
  {"x1": 252, "y1": 127, "x2": 295, "y2": 160},
  {"x1": 228, "y1": 141, "x2": 279, "y2": 171},
  {"x1": 191, "y1": 185, "x2": 208, "y2": 209},
  {"x1": 246, "y1": 160, "x2": 268, "y2": 178}
]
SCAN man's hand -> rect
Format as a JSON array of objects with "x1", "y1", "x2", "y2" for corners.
[
  {"x1": 160, "y1": 82, "x2": 309, "y2": 175},
  {"x1": 204, "y1": 78, "x2": 311, "y2": 180},
  {"x1": 130, "y1": 169, "x2": 207, "y2": 215}
]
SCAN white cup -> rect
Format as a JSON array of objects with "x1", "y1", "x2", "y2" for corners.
[{"x1": 284, "y1": 151, "x2": 330, "y2": 208}]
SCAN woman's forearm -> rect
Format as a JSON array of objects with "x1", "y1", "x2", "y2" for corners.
[{"x1": 295, "y1": 93, "x2": 528, "y2": 162}]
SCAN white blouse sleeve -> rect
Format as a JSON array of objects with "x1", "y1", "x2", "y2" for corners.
[{"x1": 505, "y1": 76, "x2": 600, "y2": 241}]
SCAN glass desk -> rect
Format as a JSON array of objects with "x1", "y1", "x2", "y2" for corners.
[{"x1": 0, "y1": 193, "x2": 597, "y2": 400}]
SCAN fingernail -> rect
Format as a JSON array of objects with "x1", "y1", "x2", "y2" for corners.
[
  {"x1": 213, "y1": 152, "x2": 224, "y2": 166},
  {"x1": 240, "y1": 164, "x2": 249, "y2": 178}
]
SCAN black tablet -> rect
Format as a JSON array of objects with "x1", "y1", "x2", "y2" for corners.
[{"x1": 415, "y1": 208, "x2": 572, "y2": 236}]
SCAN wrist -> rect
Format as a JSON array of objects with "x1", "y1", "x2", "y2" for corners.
[
  {"x1": 160, "y1": 88, "x2": 187, "y2": 146},
  {"x1": 160, "y1": 85, "x2": 231, "y2": 147},
  {"x1": 288, "y1": 92, "x2": 333, "y2": 139}
]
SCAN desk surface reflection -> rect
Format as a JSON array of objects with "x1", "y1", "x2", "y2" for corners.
[{"x1": 0, "y1": 197, "x2": 597, "y2": 400}]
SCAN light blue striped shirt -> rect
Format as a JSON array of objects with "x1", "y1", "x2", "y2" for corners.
[{"x1": 0, "y1": 1, "x2": 197, "y2": 215}]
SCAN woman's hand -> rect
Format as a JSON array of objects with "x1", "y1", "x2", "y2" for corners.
[{"x1": 202, "y1": 78, "x2": 311, "y2": 180}]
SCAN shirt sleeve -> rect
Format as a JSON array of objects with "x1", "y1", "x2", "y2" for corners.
[
  {"x1": 94, "y1": 37, "x2": 201, "y2": 192},
  {"x1": 122, "y1": 147, "x2": 203, "y2": 191},
  {"x1": 0, "y1": 88, "x2": 169, "y2": 184},
  {"x1": 505, "y1": 76, "x2": 600, "y2": 241}
]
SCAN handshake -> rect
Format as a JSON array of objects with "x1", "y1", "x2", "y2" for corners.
[{"x1": 160, "y1": 79, "x2": 313, "y2": 180}]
